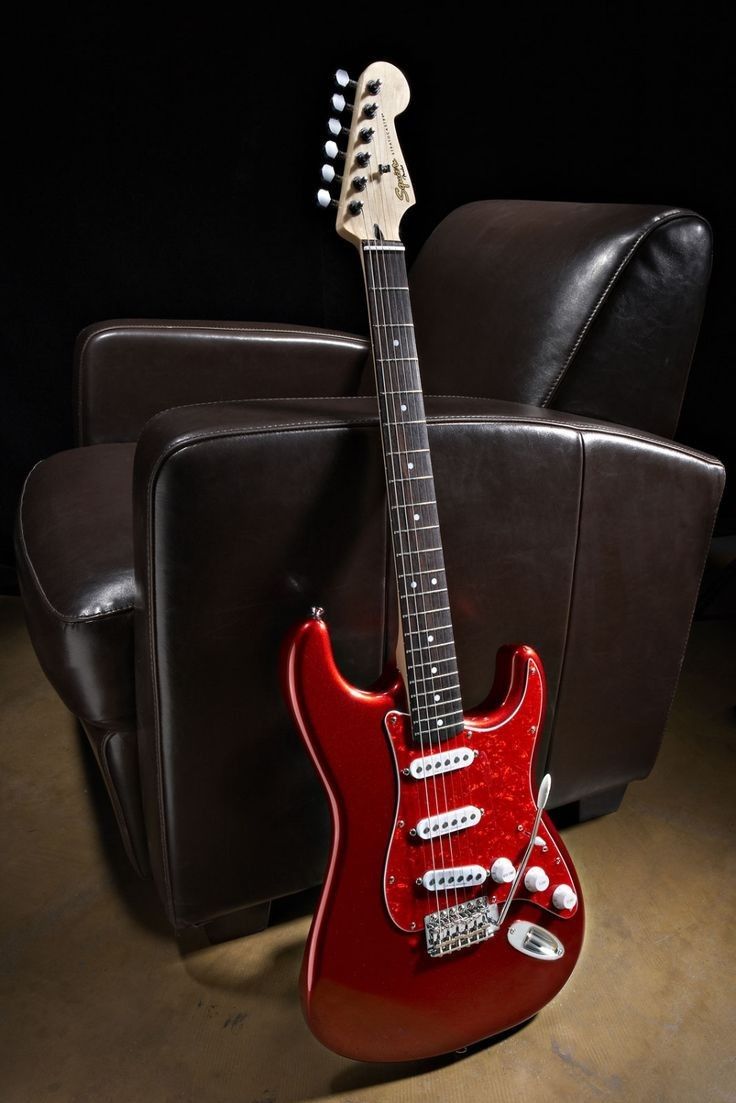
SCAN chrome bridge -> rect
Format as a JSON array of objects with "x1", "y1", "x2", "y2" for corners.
[{"x1": 424, "y1": 897, "x2": 499, "y2": 957}]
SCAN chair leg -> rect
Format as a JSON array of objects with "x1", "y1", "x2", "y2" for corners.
[
  {"x1": 202, "y1": 901, "x2": 272, "y2": 944},
  {"x1": 576, "y1": 784, "x2": 628, "y2": 822}
]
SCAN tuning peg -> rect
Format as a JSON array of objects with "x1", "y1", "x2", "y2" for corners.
[
  {"x1": 321, "y1": 164, "x2": 341, "y2": 184},
  {"x1": 363, "y1": 102, "x2": 378, "y2": 119},
  {"x1": 359, "y1": 126, "x2": 375, "y2": 142},
  {"x1": 355, "y1": 151, "x2": 371, "y2": 167},
  {"x1": 331, "y1": 93, "x2": 352, "y2": 113},
  {"x1": 335, "y1": 69, "x2": 356, "y2": 90},
  {"x1": 366, "y1": 78, "x2": 382, "y2": 95},
  {"x1": 327, "y1": 117, "x2": 349, "y2": 137},
  {"x1": 323, "y1": 140, "x2": 344, "y2": 161},
  {"x1": 317, "y1": 188, "x2": 338, "y2": 209}
]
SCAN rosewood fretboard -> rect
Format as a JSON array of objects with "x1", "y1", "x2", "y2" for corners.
[{"x1": 361, "y1": 240, "x2": 464, "y2": 744}]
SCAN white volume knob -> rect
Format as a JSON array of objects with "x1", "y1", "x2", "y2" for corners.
[
  {"x1": 552, "y1": 884, "x2": 578, "y2": 911},
  {"x1": 524, "y1": 866, "x2": 550, "y2": 893},
  {"x1": 491, "y1": 857, "x2": 516, "y2": 884}
]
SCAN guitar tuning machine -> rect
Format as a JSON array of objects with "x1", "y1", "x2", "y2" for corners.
[
  {"x1": 335, "y1": 68, "x2": 356, "y2": 90},
  {"x1": 316, "y1": 189, "x2": 338, "y2": 210},
  {"x1": 327, "y1": 117, "x2": 350, "y2": 138},
  {"x1": 323, "y1": 140, "x2": 345, "y2": 162},
  {"x1": 321, "y1": 164, "x2": 342, "y2": 184},
  {"x1": 331, "y1": 93, "x2": 353, "y2": 114}
]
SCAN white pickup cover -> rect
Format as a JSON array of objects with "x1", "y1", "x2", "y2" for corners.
[
  {"x1": 408, "y1": 746, "x2": 474, "y2": 779},
  {"x1": 421, "y1": 865, "x2": 488, "y2": 891},
  {"x1": 415, "y1": 805, "x2": 482, "y2": 840}
]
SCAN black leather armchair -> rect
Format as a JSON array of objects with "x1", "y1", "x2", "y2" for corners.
[{"x1": 15, "y1": 200, "x2": 724, "y2": 938}]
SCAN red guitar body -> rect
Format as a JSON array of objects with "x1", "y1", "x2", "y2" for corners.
[{"x1": 283, "y1": 615, "x2": 585, "y2": 1062}]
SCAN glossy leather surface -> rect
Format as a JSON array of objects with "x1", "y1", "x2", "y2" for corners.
[
  {"x1": 15, "y1": 444, "x2": 136, "y2": 725},
  {"x1": 15, "y1": 199, "x2": 722, "y2": 932},
  {"x1": 74, "y1": 320, "x2": 370, "y2": 445},
  {"x1": 132, "y1": 395, "x2": 722, "y2": 927},
  {"x1": 410, "y1": 201, "x2": 711, "y2": 437}
]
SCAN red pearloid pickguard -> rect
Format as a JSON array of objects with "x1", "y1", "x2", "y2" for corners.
[
  {"x1": 383, "y1": 651, "x2": 578, "y2": 931},
  {"x1": 282, "y1": 616, "x2": 585, "y2": 1062}
]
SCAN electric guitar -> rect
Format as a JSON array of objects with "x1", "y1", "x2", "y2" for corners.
[{"x1": 281, "y1": 60, "x2": 584, "y2": 1062}]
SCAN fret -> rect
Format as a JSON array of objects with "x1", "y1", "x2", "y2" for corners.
[
  {"x1": 373, "y1": 322, "x2": 414, "y2": 327},
  {"x1": 388, "y1": 475, "x2": 433, "y2": 483},
  {"x1": 370, "y1": 285, "x2": 409, "y2": 290},
  {"x1": 407, "y1": 655, "x2": 457, "y2": 668},
  {"x1": 404, "y1": 626, "x2": 454, "y2": 641},
  {"x1": 394, "y1": 524, "x2": 440, "y2": 535},
  {"x1": 363, "y1": 244, "x2": 405, "y2": 251},
  {"x1": 401, "y1": 586, "x2": 448, "y2": 597},
  {"x1": 386, "y1": 448, "x2": 430, "y2": 456},
  {"x1": 402, "y1": 605, "x2": 452, "y2": 618},
  {"x1": 397, "y1": 566, "x2": 444, "y2": 577},
  {"x1": 383, "y1": 388, "x2": 422, "y2": 395},
  {"x1": 405, "y1": 642, "x2": 455, "y2": 656},
  {"x1": 373, "y1": 356, "x2": 419, "y2": 363},
  {"x1": 410, "y1": 706, "x2": 466, "y2": 724},
  {"x1": 413, "y1": 683, "x2": 462, "y2": 698},
  {"x1": 391, "y1": 500, "x2": 436, "y2": 509},
  {"x1": 396, "y1": 545, "x2": 443, "y2": 556}
]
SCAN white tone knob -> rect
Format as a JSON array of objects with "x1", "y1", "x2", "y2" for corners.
[
  {"x1": 321, "y1": 164, "x2": 336, "y2": 183},
  {"x1": 552, "y1": 884, "x2": 578, "y2": 911},
  {"x1": 524, "y1": 866, "x2": 550, "y2": 893},
  {"x1": 324, "y1": 140, "x2": 339, "y2": 160},
  {"x1": 331, "y1": 93, "x2": 347, "y2": 113},
  {"x1": 491, "y1": 857, "x2": 516, "y2": 884}
]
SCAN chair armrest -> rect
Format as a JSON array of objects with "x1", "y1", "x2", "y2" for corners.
[
  {"x1": 74, "y1": 319, "x2": 370, "y2": 445},
  {"x1": 132, "y1": 394, "x2": 723, "y2": 928},
  {"x1": 410, "y1": 200, "x2": 712, "y2": 437}
]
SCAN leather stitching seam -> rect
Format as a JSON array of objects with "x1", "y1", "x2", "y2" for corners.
[
  {"x1": 76, "y1": 325, "x2": 369, "y2": 443},
  {"x1": 541, "y1": 210, "x2": 695, "y2": 406}
]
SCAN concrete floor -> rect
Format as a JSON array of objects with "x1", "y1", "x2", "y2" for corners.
[{"x1": 1, "y1": 595, "x2": 735, "y2": 1102}]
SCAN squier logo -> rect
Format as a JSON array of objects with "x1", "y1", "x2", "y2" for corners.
[{"x1": 392, "y1": 159, "x2": 410, "y2": 202}]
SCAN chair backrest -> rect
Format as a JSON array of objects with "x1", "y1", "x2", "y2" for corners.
[{"x1": 409, "y1": 200, "x2": 712, "y2": 438}]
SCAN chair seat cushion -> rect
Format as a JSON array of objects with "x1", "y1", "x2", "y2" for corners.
[{"x1": 15, "y1": 444, "x2": 136, "y2": 726}]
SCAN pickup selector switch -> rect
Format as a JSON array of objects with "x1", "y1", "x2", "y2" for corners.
[
  {"x1": 552, "y1": 884, "x2": 577, "y2": 911},
  {"x1": 490, "y1": 857, "x2": 516, "y2": 884},
  {"x1": 524, "y1": 866, "x2": 550, "y2": 893}
]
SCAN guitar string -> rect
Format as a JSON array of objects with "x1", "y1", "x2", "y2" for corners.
[
  {"x1": 370, "y1": 237, "x2": 463, "y2": 920},
  {"x1": 361, "y1": 223, "x2": 444, "y2": 917},
  {"x1": 376, "y1": 239, "x2": 463, "y2": 921},
  {"x1": 371, "y1": 234, "x2": 458, "y2": 923},
  {"x1": 363, "y1": 203, "x2": 460, "y2": 923}
]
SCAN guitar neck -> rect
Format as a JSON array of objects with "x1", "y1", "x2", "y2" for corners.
[{"x1": 361, "y1": 240, "x2": 464, "y2": 742}]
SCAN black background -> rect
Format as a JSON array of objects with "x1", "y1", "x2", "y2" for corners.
[{"x1": 2, "y1": 11, "x2": 733, "y2": 591}]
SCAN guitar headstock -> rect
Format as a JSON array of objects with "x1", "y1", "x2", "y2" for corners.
[{"x1": 317, "y1": 61, "x2": 415, "y2": 247}]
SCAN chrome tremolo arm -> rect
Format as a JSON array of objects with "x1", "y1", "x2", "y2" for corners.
[{"x1": 492, "y1": 774, "x2": 551, "y2": 931}]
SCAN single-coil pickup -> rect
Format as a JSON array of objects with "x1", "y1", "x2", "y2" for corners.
[
  {"x1": 408, "y1": 746, "x2": 474, "y2": 779},
  {"x1": 422, "y1": 864, "x2": 488, "y2": 891},
  {"x1": 415, "y1": 805, "x2": 482, "y2": 840}
]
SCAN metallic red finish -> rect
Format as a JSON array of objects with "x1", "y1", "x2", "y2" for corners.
[{"x1": 282, "y1": 616, "x2": 585, "y2": 1063}]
